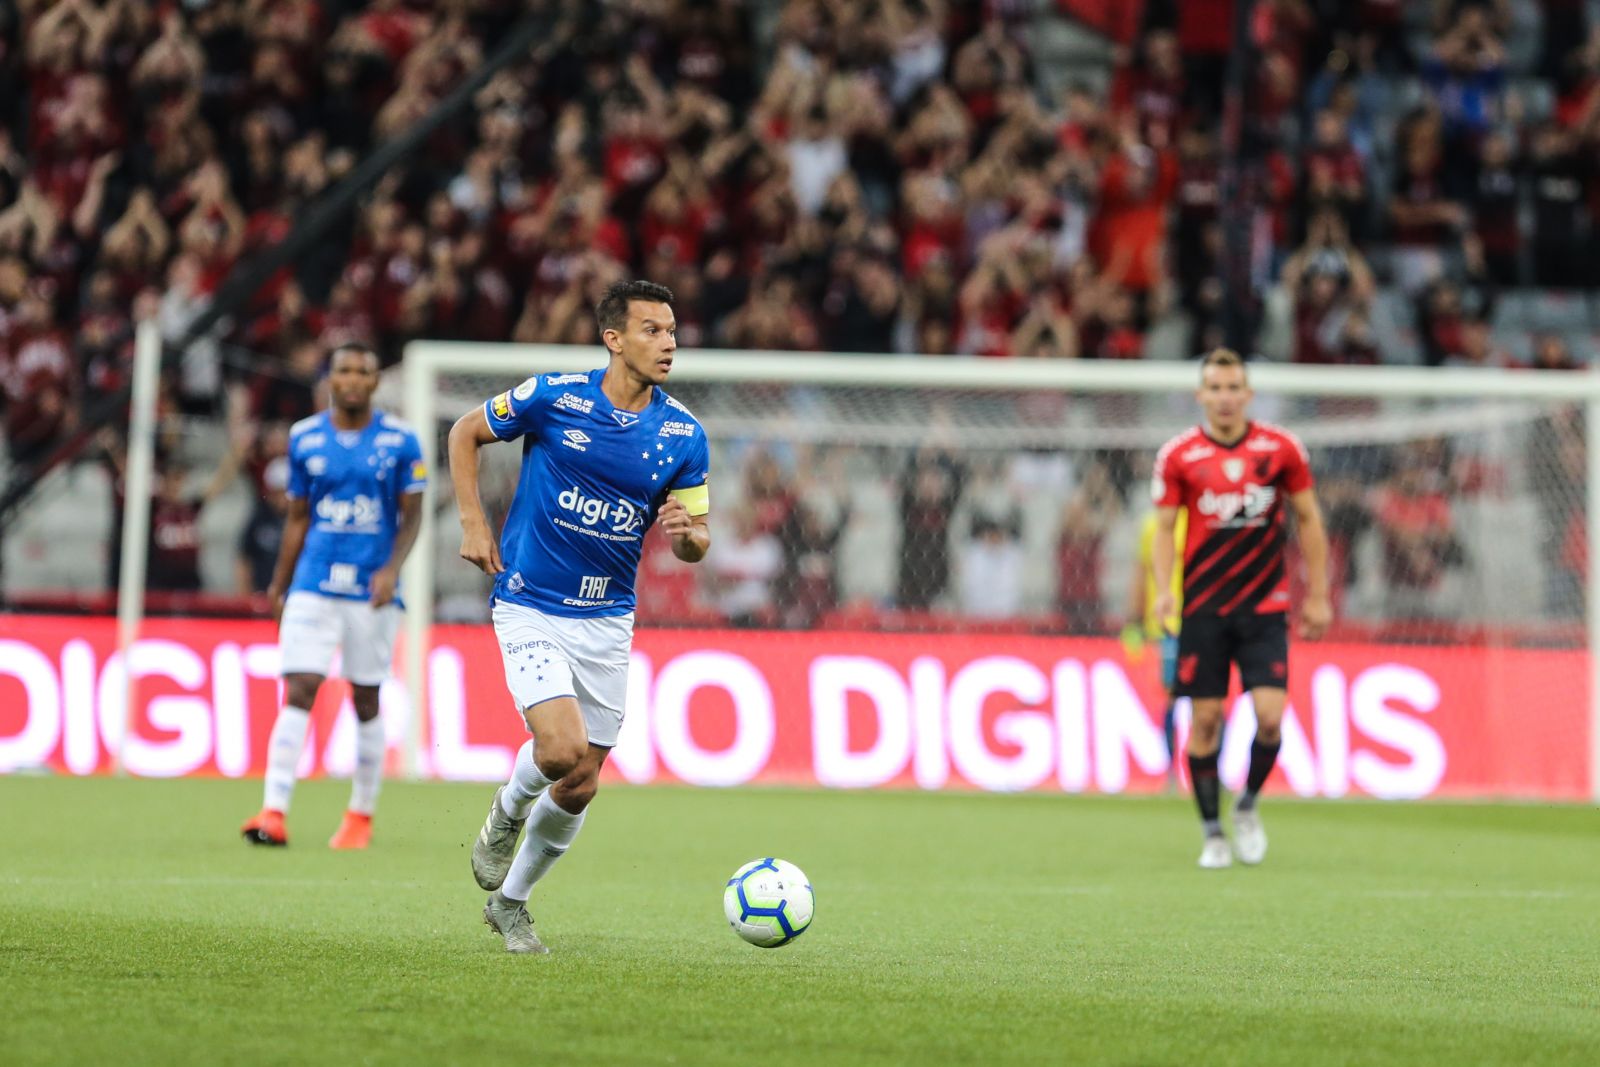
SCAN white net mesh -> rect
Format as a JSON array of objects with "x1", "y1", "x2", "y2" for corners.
[{"x1": 401, "y1": 359, "x2": 1587, "y2": 647}]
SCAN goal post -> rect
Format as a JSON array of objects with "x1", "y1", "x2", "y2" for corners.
[{"x1": 398, "y1": 342, "x2": 1600, "y2": 800}]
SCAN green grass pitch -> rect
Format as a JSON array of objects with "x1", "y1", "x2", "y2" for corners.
[{"x1": 2, "y1": 777, "x2": 1597, "y2": 1066}]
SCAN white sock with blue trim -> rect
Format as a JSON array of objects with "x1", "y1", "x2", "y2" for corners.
[
  {"x1": 501, "y1": 740, "x2": 553, "y2": 820},
  {"x1": 498, "y1": 791, "x2": 585, "y2": 902},
  {"x1": 263, "y1": 707, "x2": 310, "y2": 812}
]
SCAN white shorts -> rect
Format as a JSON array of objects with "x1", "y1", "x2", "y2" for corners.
[
  {"x1": 491, "y1": 599, "x2": 633, "y2": 748},
  {"x1": 279, "y1": 591, "x2": 402, "y2": 687}
]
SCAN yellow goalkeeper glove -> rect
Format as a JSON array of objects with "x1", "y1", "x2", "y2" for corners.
[{"x1": 1120, "y1": 623, "x2": 1146, "y2": 662}]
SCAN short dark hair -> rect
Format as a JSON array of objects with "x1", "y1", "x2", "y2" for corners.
[
  {"x1": 329, "y1": 341, "x2": 378, "y2": 366},
  {"x1": 595, "y1": 280, "x2": 675, "y2": 335}
]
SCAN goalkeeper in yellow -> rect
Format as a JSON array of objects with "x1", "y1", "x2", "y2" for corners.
[{"x1": 1122, "y1": 507, "x2": 1186, "y2": 789}]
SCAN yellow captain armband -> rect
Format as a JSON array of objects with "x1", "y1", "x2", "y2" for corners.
[{"x1": 669, "y1": 483, "x2": 709, "y2": 516}]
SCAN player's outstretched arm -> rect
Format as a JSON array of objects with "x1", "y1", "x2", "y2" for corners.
[
  {"x1": 266, "y1": 497, "x2": 311, "y2": 623},
  {"x1": 1290, "y1": 489, "x2": 1332, "y2": 640},
  {"x1": 447, "y1": 405, "x2": 504, "y2": 575},
  {"x1": 659, "y1": 496, "x2": 710, "y2": 563}
]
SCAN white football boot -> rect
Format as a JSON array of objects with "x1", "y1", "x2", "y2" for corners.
[
  {"x1": 483, "y1": 893, "x2": 548, "y2": 954},
  {"x1": 472, "y1": 786, "x2": 526, "y2": 891},
  {"x1": 1198, "y1": 834, "x2": 1233, "y2": 869},
  {"x1": 1232, "y1": 806, "x2": 1268, "y2": 865}
]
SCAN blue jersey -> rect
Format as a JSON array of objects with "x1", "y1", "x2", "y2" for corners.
[
  {"x1": 484, "y1": 368, "x2": 711, "y2": 618},
  {"x1": 286, "y1": 410, "x2": 427, "y2": 600}
]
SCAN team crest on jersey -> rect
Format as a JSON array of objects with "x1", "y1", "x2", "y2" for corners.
[
  {"x1": 506, "y1": 572, "x2": 524, "y2": 594},
  {"x1": 546, "y1": 373, "x2": 589, "y2": 386},
  {"x1": 610, "y1": 409, "x2": 639, "y2": 427},
  {"x1": 1223, "y1": 458, "x2": 1245, "y2": 482},
  {"x1": 492, "y1": 392, "x2": 511, "y2": 418}
]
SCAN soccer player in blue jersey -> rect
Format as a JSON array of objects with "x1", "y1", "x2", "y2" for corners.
[
  {"x1": 449, "y1": 279, "x2": 711, "y2": 953},
  {"x1": 241, "y1": 343, "x2": 426, "y2": 850}
]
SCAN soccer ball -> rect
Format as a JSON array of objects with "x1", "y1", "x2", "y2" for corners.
[{"x1": 723, "y1": 858, "x2": 814, "y2": 948}]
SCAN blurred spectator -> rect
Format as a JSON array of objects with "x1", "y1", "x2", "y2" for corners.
[
  {"x1": 1370, "y1": 450, "x2": 1465, "y2": 620},
  {"x1": 1525, "y1": 332, "x2": 1582, "y2": 371},
  {"x1": 1, "y1": 284, "x2": 76, "y2": 465},
  {"x1": 957, "y1": 509, "x2": 1025, "y2": 619},
  {"x1": 898, "y1": 450, "x2": 962, "y2": 609},
  {"x1": 1056, "y1": 458, "x2": 1121, "y2": 632},
  {"x1": 708, "y1": 506, "x2": 783, "y2": 627},
  {"x1": 237, "y1": 454, "x2": 288, "y2": 595},
  {"x1": 1389, "y1": 113, "x2": 1466, "y2": 295},
  {"x1": 775, "y1": 496, "x2": 850, "y2": 629},
  {"x1": 1444, "y1": 317, "x2": 1511, "y2": 368},
  {"x1": 1302, "y1": 109, "x2": 1368, "y2": 238},
  {"x1": 1282, "y1": 210, "x2": 1378, "y2": 364},
  {"x1": 1423, "y1": 5, "x2": 1507, "y2": 144},
  {"x1": 1468, "y1": 129, "x2": 1520, "y2": 286},
  {"x1": 1526, "y1": 121, "x2": 1591, "y2": 289}
]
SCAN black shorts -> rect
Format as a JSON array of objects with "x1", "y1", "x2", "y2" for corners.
[{"x1": 1174, "y1": 612, "x2": 1289, "y2": 698}]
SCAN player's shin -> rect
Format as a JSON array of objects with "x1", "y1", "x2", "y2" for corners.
[
  {"x1": 349, "y1": 717, "x2": 384, "y2": 814},
  {"x1": 501, "y1": 739, "x2": 554, "y2": 820},
  {"x1": 1187, "y1": 750, "x2": 1223, "y2": 838},
  {"x1": 1237, "y1": 739, "x2": 1281, "y2": 813},
  {"x1": 263, "y1": 707, "x2": 311, "y2": 812},
  {"x1": 498, "y1": 791, "x2": 586, "y2": 902}
]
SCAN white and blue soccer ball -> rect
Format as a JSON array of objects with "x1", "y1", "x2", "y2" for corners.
[{"x1": 723, "y1": 858, "x2": 813, "y2": 948}]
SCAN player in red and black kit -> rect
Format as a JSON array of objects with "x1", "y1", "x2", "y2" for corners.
[{"x1": 1150, "y1": 349, "x2": 1331, "y2": 869}]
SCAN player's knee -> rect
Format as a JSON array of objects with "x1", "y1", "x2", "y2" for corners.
[
  {"x1": 1189, "y1": 724, "x2": 1222, "y2": 753},
  {"x1": 555, "y1": 775, "x2": 599, "y2": 813},
  {"x1": 350, "y1": 686, "x2": 381, "y2": 722},
  {"x1": 1188, "y1": 701, "x2": 1225, "y2": 750},
  {"x1": 536, "y1": 738, "x2": 585, "y2": 780},
  {"x1": 285, "y1": 674, "x2": 322, "y2": 710},
  {"x1": 1254, "y1": 721, "x2": 1283, "y2": 745}
]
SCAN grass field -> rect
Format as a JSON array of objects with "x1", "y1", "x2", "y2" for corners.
[{"x1": 2, "y1": 777, "x2": 1597, "y2": 1066}]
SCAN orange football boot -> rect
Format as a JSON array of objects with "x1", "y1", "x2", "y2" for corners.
[
  {"x1": 328, "y1": 811, "x2": 373, "y2": 850},
  {"x1": 241, "y1": 808, "x2": 288, "y2": 846}
]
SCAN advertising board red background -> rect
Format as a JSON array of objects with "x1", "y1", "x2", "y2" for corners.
[{"x1": 0, "y1": 616, "x2": 1588, "y2": 800}]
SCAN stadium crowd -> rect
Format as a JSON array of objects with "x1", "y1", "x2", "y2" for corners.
[{"x1": 0, "y1": 0, "x2": 1589, "y2": 630}]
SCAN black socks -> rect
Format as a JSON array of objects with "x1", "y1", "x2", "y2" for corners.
[
  {"x1": 1188, "y1": 751, "x2": 1222, "y2": 837},
  {"x1": 1237, "y1": 738, "x2": 1282, "y2": 812}
]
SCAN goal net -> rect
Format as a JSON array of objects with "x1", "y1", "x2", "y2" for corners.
[{"x1": 393, "y1": 344, "x2": 1598, "y2": 800}]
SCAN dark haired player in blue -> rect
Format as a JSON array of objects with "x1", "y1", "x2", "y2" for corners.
[
  {"x1": 449, "y1": 279, "x2": 711, "y2": 953},
  {"x1": 242, "y1": 343, "x2": 426, "y2": 850}
]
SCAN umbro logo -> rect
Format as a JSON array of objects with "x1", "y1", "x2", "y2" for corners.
[{"x1": 561, "y1": 429, "x2": 590, "y2": 451}]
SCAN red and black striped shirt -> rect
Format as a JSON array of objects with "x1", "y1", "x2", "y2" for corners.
[{"x1": 1151, "y1": 422, "x2": 1314, "y2": 617}]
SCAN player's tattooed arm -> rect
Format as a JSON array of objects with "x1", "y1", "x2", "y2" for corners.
[
  {"x1": 659, "y1": 496, "x2": 710, "y2": 563},
  {"x1": 371, "y1": 492, "x2": 422, "y2": 607},
  {"x1": 1290, "y1": 489, "x2": 1332, "y2": 640},
  {"x1": 266, "y1": 497, "x2": 311, "y2": 623},
  {"x1": 448, "y1": 405, "x2": 505, "y2": 575}
]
